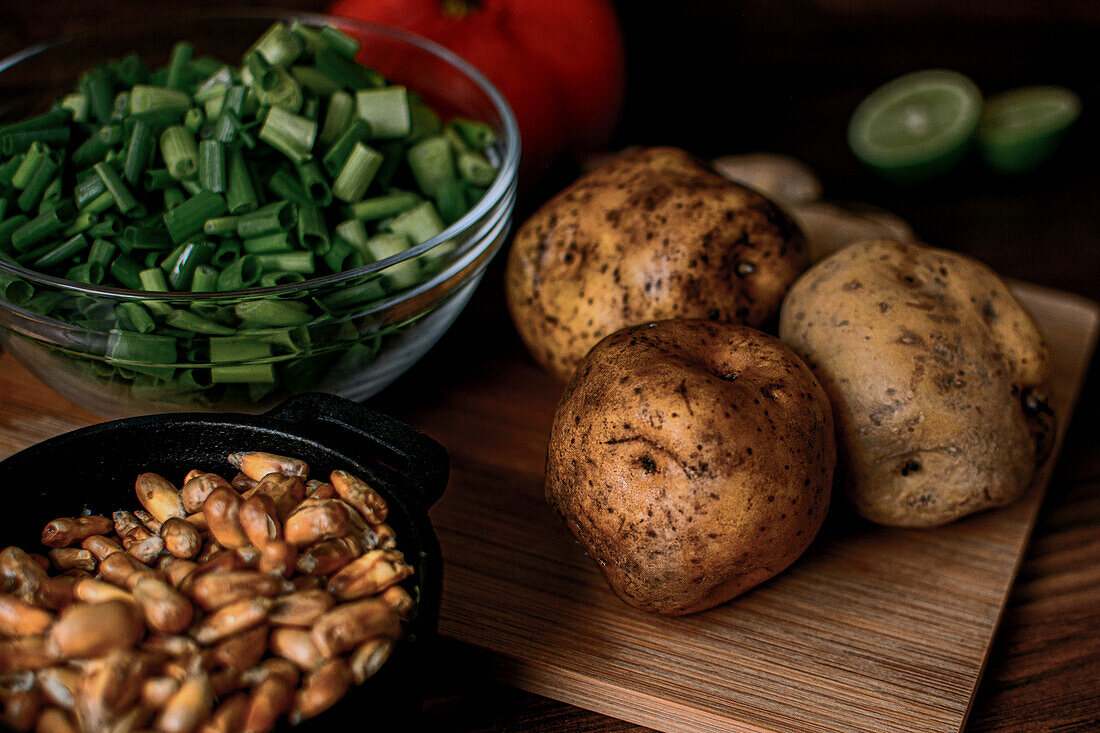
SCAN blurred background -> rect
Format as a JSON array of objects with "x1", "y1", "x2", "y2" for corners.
[{"x1": 0, "y1": 1, "x2": 1096, "y2": 730}]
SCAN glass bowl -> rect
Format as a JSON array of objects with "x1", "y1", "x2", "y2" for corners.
[{"x1": 0, "y1": 11, "x2": 519, "y2": 417}]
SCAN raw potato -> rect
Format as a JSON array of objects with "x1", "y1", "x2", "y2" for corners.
[
  {"x1": 546, "y1": 320, "x2": 836, "y2": 615},
  {"x1": 506, "y1": 147, "x2": 809, "y2": 382},
  {"x1": 779, "y1": 239, "x2": 1054, "y2": 527}
]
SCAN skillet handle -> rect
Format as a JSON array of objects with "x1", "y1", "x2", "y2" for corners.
[{"x1": 263, "y1": 393, "x2": 450, "y2": 512}]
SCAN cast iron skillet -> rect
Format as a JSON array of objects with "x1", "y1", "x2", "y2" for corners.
[{"x1": 0, "y1": 392, "x2": 448, "y2": 730}]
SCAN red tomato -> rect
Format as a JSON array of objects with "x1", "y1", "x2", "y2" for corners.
[{"x1": 327, "y1": 0, "x2": 626, "y2": 176}]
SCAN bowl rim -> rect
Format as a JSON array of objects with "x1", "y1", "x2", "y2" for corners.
[{"x1": 0, "y1": 9, "x2": 520, "y2": 302}]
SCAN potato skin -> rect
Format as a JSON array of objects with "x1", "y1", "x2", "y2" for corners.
[
  {"x1": 506, "y1": 146, "x2": 808, "y2": 382},
  {"x1": 779, "y1": 239, "x2": 1054, "y2": 527},
  {"x1": 546, "y1": 320, "x2": 835, "y2": 615}
]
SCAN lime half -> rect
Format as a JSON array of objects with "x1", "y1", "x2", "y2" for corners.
[
  {"x1": 978, "y1": 86, "x2": 1081, "y2": 174},
  {"x1": 848, "y1": 69, "x2": 982, "y2": 183}
]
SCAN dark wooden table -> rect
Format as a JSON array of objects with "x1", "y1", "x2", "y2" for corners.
[{"x1": 1, "y1": 2, "x2": 1097, "y2": 730}]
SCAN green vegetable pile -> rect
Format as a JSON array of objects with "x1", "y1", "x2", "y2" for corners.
[{"x1": 0, "y1": 21, "x2": 500, "y2": 408}]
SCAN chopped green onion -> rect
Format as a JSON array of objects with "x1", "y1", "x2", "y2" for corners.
[
  {"x1": 238, "y1": 201, "x2": 297, "y2": 238},
  {"x1": 88, "y1": 238, "x2": 117, "y2": 266},
  {"x1": 387, "y1": 200, "x2": 445, "y2": 245},
  {"x1": 165, "y1": 42, "x2": 195, "y2": 91},
  {"x1": 33, "y1": 234, "x2": 89, "y2": 269},
  {"x1": 259, "y1": 271, "x2": 306, "y2": 287},
  {"x1": 64, "y1": 262, "x2": 104, "y2": 284},
  {"x1": 116, "y1": 302, "x2": 156, "y2": 333},
  {"x1": 259, "y1": 107, "x2": 317, "y2": 164},
  {"x1": 249, "y1": 21, "x2": 303, "y2": 68},
  {"x1": 109, "y1": 255, "x2": 144, "y2": 289},
  {"x1": 130, "y1": 86, "x2": 191, "y2": 117},
  {"x1": 319, "y1": 26, "x2": 361, "y2": 59},
  {"x1": 164, "y1": 190, "x2": 228, "y2": 244},
  {"x1": 166, "y1": 309, "x2": 236, "y2": 335},
  {"x1": 216, "y1": 255, "x2": 262, "y2": 290},
  {"x1": 254, "y1": 251, "x2": 314, "y2": 274},
  {"x1": 321, "y1": 118, "x2": 371, "y2": 177},
  {"x1": 296, "y1": 203, "x2": 330, "y2": 254},
  {"x1": 242, "y1": 232, "x2": 293, "y2": 254},
  {"x1": 199, "y1": 140, "x2": 226, "y2": 193},
  {"x1": 235, "y1": 299, "x2": 312, "y2": 326},
  {"x1": 226, "y1": 146, "x2": 259, "y2": 214},
  {"x1": 364, "y1": 232, "x2": 419, "y2": 288},
  {"x1": 450, "y1": 118, "x2": 497, "y2": 149},
  {"x1": 94, "y1": 161, "x2": 139, "y2": 214},
  {"x1": 356, "y1": 87, "x2": 410, "y2": 139},
  {"x1": 332, "y1": 142, "x2": 383, "y2": 202},
  {"x1": 160, "y1": 126, "x2": 200, "y2": 180},
  {"x1": 191, "y1": 264, "x2": 219, "y2": 292},
  {"x1": 346, "y1": 190, "x2": 420, "y2": 221},
  {"x1": 11, "y1": 202, "x2": 75, "y2": 251},
  {"x1": 211, "y1": 239, "x2": 242, "y2": 268},
  {"x1": 296, "y1": 161, "x2": 332, "y2": 206}
]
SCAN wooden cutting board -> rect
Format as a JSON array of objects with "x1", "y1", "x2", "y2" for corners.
[
  {"x1": 0, "y1": 281, "x2": 1096, "y2": 733},
  {"x1": 408, "y1": 281, "x2": 1100, "y2": 733}
]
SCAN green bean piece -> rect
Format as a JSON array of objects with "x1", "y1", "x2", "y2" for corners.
[
  {"x1": 216, "y1": 255, "x2": 262, "y2": 290},
  {"x1": 258, "y1": 271, "x2": 306, "y2": 287},
  {"x1": 199, "y1": 140, "x2": 226, "y2": 193},
  {"x1": 318, "y1": 90, "x2": 355, "y2": 146},
  {"x1": 129, "y1": 86, "x2": 191, "y2": 118},
  {"x1": 315, "y1": 47, "x2": 383, "y2": 91},
  {"x1": 296, "y1": 161, "x2": 332, "y2": 206},
  {"x1": 166, "y1": 309, "x2": 236, "y2": 335},
  {"x1": 94, "y1": 161, "x2": 139, "y2": 214},
  {"x1": 11, "y1": 201, "x2": 75, "y2": 251},
  {"x1": 64, "y1": 262, "x2": 104, "y2": 284},
  {"x1": 191, "y1": 264, "x2": 219, "y2": 292},
  {"x1": 356, "y1": 87, "x2": 410, "y2": 139},
  {"x1": 254, "y1": 251, "x2": 314, "y2": 274},
  {"x1": 165, "y1": 41, "x2": 195, "y2": 91},
  {"x1": 160, "y1": 126, "x2": 200, "y2": 180},
  {"x1": 346, "y1": 191, "x2": 421, "y2": 222},
  {"x1": 16, "y1": 152, "x2": 60, "y2": 213},
  {"x1": 33, "y1": 234, "x2": 89, "y2": 269},
  {"x1": 211, "y1": 239, "x2": 242, "y2": 268},
  {"x1": 333, "y1": 142, "x2": 383, "y2": 203},
  {"x1": 265, "y1": 168, "x2": 310, "y2": 206},
  {"x1": 238, "y1": 201, "x2": 297, "y2": 238},
  {"x1": 87, "y1": 238, "x2": 117, "y2": 266},
  {"x1": 450, "y1": 117, "x2": 497, "y2": 149},
  {"x1": 164, "y1": 190, "x2": 227, "y2": 243},
  {"x1": 115, "y1": 302, "x2": 156, "y2": 333},
  {"x1": 226, "y1": 146, "x2": 259, "y2": 215},
  {"x1": 109, "y1": 255, "x2": 144, "y2": 290},
  {"x1": 297, "y1": 203, "x2": 330, "y2": 253},
  {"x1": 457, "y1": 150, "x2": 498, "y2": 187},
  {"x1": 407, "y1": 136, "x2": 456, "y2": 197},
  {"x1": 259, "y1": 107, "x2": 316, "y2": 164},
  {"x1": 242, "y1": 232, "x2": 293, "y2": 254},
  {"x1": 321, "y1": 118, "x2": 371, "y2": 178},
  {"x1": 235, "y1": 298, "x2": 312, "y2": 327}
]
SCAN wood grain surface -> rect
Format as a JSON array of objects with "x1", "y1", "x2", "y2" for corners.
[
  {"x1": 385, "y1": 283, "x2": 1095, "y2": 733},
  {"x1": 1, "y1": 1, "x2": 1099, "y2": 730}
]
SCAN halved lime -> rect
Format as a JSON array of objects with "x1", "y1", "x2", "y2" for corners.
[
  {"x1": 978, "y1": 86, "x2": 1081, "y2": 174},
  {"x1": 848, "y1": 69, "x2": 982, "y2": 183}
]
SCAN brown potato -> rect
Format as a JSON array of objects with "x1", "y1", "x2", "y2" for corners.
[
  {"x1": 779, "y1": 239, "x2": 1054, "y2": 527},
  {"x1": 546, "y1": 320, "x2": 835, "y2": 615},
  {"x1": 506, "y1": 146, "x2": 808, "y2": 382}
]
